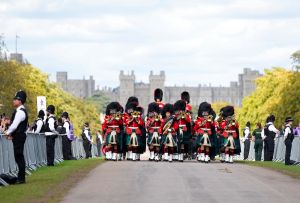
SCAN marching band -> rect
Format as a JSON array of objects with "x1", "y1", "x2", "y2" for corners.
[{"x1": 101, "y1": 88, "x2": 241, "y2": 163}]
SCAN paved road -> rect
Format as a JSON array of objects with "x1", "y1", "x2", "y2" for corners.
[{"x1": 62, "y1": 161, "x2": 300, "y2": 203}]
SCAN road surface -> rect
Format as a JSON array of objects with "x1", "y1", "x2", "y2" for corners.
[{"x1": 61, "y1": 160, "x2": 300, "y2": 203}]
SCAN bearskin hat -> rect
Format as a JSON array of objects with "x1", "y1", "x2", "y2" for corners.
[
  {"x1": 106, "y1": 102, "x2": 122, "y2": 115},
  {"x1": 154, "y1": 88, "x2": 163, "y2": 102},
  {"x1": 174, "y1": 100, "x2": 186, "y2": 112},
  {"x1": 221, "y1": 106, "x2": 235, "y2": 118},
  {"x1": 198, "y1": 102, "x2": 212, "y2": 117},
  {"x1": 161, "y1": 103, "x2": 174, "y2": 118},
  {"x1": 136, "y1": 106, "x2": 144, "y2": 115},
  {"x1": 148, "y1": 102, "x2": 160, "y2": 115},
  {"x1": 126, "y1": 96, "x2": 139, "y2": 106},
  {"x1": 181, "y1": 91, "x2": 190, "y2": 104},
  {"x1": 125, "y1": 102, "x2": 138, "y2": 114}
]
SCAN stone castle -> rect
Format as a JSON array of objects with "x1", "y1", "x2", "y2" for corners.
[
  {"x1": 56, "y1": 72, "x2": 95, "y2": 98},
  {"x1": 102, "y1": 68, "x2": 262, "y2": 109}
]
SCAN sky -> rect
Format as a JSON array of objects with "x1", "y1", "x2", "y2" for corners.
[{"x1": 1, "y1": 0, "x2": 300, "y2": 88}]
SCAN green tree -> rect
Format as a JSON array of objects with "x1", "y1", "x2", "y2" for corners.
[
  {"x1": 0, "y1": 61, "x2": 100, "y2": 135},
  {"x1": 237, "y1": 68, "x2": 300, "y2": 130}
]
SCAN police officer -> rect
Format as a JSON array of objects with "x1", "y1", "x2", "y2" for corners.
[
  {"x1": 82, "y1": 122, "x2": 92, "y2": 159},
  {"x1": 45, "y1": 105, "x2": 58, "y2": 166},
  {"x1": 284, "y1": 117, "x2": 294, "y2": 165},
  {"x1": 33, "y1": 110, "x2": 45, "y2": 133},
  {"x1": 243, "y1": 121, "x2": 251, "y2": 160},
  {"x1": 5, "y1": 90, "x2": 28, "y2": 184},
  {"x1": 263, "y1": 115, "x2": 280, "y2": 161}
]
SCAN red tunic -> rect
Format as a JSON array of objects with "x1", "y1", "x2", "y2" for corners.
[
  {"x1": 219, "y1": 120, "x2": 239, "y2": 138},
  {"x1": 156, "y1": 101, "x2": 165, "y2": 110},
  {"x1": 124, "y1": 115, "x2": 144, "y2": 136},
  {"x1": 193, "y1": 117, "x2": 216, "y2": 136},
  {"x1": 102, "y1": 115, "x2": 123, "y2": 136},
  {"x1": 176, "y1": 113, "x2": 191, "y2": 132},
  {"x1": 146, "y1": 116, "x2": 162, "y2": 134}
]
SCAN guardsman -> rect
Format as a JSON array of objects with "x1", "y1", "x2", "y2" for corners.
[
  {"x1": 193, "y1": 102, "x2": 216, "y2": 163},
  {"x1": 219, "y1": 106, "x2": 240, "y2": 163},
  {"x1": 263, "y1": 115, "x2": 280, "y2": 161},
  {"x1": 181, "y1": 91, "x2": 193, "y2": 159},
  {"x1": 102, "y1": 102, "x2": 124, "y2": 161},
  {"x1": 161, "y1": 103, "x2": 178, "y2": 162},
  {"x1": 124, "y1": 102, "x2": 144, "y2": 161},
  {"x1": 174, "y1": 100, "x2": 192, "y2": 162},
  {"x1": 154, "y1": 88, "x2": 164, "y2": 110},
  {"x1": 5, "y1": 90, "x2": 28, "y2": 184},
  {"x1": 45, "y1": 105, "x2": 59, "y2": 166},
  {"x1": 146, "y1": 102, "x2": 162, "y2": 161},
  {"x1": 284, "y1": 117, "x2": 294, "y2": 165}
]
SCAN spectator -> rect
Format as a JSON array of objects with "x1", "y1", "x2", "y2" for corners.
[
  {"x1": 252, "y1": 122, "x2": 263, "y2": 161},
  {"x1": 243, "y1": 121, "x2": 251, "y2": 160}
]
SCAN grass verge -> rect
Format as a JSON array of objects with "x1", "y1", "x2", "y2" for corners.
[
  {"x1": 238, "y1": 160, "x2": 300, "y2": 179},
  {"x1": 0, "y1": 158, "x2": 104, "y2": 203}
]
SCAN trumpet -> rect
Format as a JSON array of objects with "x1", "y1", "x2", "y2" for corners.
[
  {"x1": 207, "y1": 115, "x2": 213, "y2": 122},
  {"x1": 154, "y1": 114, "x2": 160, "y2": 121},
  {"x1": 177, "y1": 111, "x2": 186, "y2": 120},
  {"x1": 115, "y1": 112, "x2": 122, "y2": 121},
  {"x1": 132, "y1": 111, "x2": 140, "y2": 118}
]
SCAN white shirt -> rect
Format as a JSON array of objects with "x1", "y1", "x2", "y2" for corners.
[
  {"x1": 63, "y1": 121, "x2": 71, "y2": 139},
  {"x1": 35, "y1": 119, "x2": 44, "y2": 133},
  {"x1": 244, "y1": 127, "x2": 250, "y2": 140},
  {"x1": 6, "y1": 105, "x2": 26, "y2": 135},
  {"x1": 267, "y1": 122, "x2": 279, "y2": 134},
  {"x1": 284, "y1": 124, "x2": 292, "y2": 140},
  {"x1": 45, "y1": 115, "x2": 58, "y2": 136},
  {"x1": 84, "y1": 128, "x2": 92, "y2": 142}
]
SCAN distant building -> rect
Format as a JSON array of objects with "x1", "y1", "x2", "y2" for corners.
[
  {"x1": 56, "y1": 72, "x2": 95, "y2": 98},
  {"x1": 102, "y1": 68, "x2": 262, "y2": 109},
  {"x1": 10, "y1": 53, "x2": 23, "y2": 64}
]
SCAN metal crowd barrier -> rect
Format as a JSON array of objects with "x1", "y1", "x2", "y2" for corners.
[
  {"x1": 0, "y1": 133, "x2": 100, "y2": 186},
  {"x1": 238, "y1": 136, "x2": 300, "y2": 165}
]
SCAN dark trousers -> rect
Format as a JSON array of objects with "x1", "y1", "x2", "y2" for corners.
[
  {"x1": 254, "y1": 139, "x2": 263, "y2": 161},
  {"x1": 62, "y1": 135, "x2": 72, "y2": 160},
  {"x1": 83, "y1": 141, "x2": 92, "y2": 159},
  {"x1": 46, "y1": 135, "x2": 57, "y2": 166},
  {"x1": 264, "y1": 137, "x2": 274, "y2": 161},
  {"x1": 244, "y1": 139, "x2": 251, "y2": 160},
  {"x1": 285, "y1": 140, "x2": 292, "y2": 165},
  {"x1": 12, "y1": 135, "x2": 26, "y2": 181}
]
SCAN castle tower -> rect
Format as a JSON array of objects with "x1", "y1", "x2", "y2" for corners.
[
  {"x1": 119, "y1": 70, "x2": 135, "y2": 106},
  {"x1": 87, "y1": 75, "x2": 95, "y2": 97},
  {"x1": 56, "y1": 72, "x2": 68, "y2": 91},
  {"x1": 149, "y1": 71, "x2": 165, "y2": 103}
]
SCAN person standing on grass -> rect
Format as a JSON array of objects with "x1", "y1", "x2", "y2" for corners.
[
  {"x1": 82, "y1": 122, "x2": 92, "y2": 159},
  {"x1": 45, "y1": 105, "x2": 59, "y2": 166},
  {"x1": 243, "y1": 121, "x2": 251, "y2": 160},
  {"x1": 284, "y1": 117, "x2": 295, "y2": 165},
  {"x1": 252, "y1": 122, "x2": 263, "y2": 161},
  {"x1": 5, "y1": 90, "x2": 28, "y2": 184},
  {"x1": 263, "y1": 115, "x2": 280, "y2": 161}
]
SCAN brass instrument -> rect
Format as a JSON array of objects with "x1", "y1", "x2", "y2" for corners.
[
  {"x1": 163, "y1": 118, "x2": 173, "y2": 135},
  {"x1": 177, "y1": 111, "x2": 186, "y2": 120},
  {"x1": 154, "y1": 114, "x2": 160, "y2": 122},
  {"x1": 207, "y1": 115, "x2": 213, "y2": 122},
  {"x1": 132, "y1": 111, "x2": 140, "y2": 118}
]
